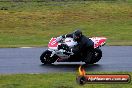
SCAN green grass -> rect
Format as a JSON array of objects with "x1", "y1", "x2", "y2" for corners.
[
  {"x1": 0, "y1": 72, "x2": 132, "y2": 88},
  {"x1": 0, "y1": 1, "x2": 132, "y2": 47}
]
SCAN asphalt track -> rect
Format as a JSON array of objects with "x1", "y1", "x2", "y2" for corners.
[{"x1": 0, "y1": 46, "x2": 132, "y2": 74}]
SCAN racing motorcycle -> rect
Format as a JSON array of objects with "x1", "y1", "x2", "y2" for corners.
[{"x1": 40, "y1": 37, "x2": 107, "y2": 64}]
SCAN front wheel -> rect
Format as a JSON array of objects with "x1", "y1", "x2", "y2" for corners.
[{"x1": 40, "y1": 50, "x2": 58, "y2": 64}]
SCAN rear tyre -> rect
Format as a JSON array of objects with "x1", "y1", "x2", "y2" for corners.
[
  {"x1": 85, "y1": 48, "x2": 102, "y2": 64},
  {"x1": 88, "y1": 48, "x2": 102, "y2": 64},
  {"x1": 40, "y1": 50, "x2": 58, "y2": 64}
]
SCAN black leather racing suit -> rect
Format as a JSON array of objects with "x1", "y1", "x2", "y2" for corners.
[{"x1": 62, "y1": 33, "x2": 94, "y2": 56}]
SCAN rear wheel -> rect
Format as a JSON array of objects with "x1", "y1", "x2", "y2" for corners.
[
  {"x1": 85, "y1": 48, "x2": 102, "y2": 64},
  {"x1": 92, "y1": 48, "x2": 102, "y2": 63},
  {"x1": 40, "y1": 50, "x2": 58, "y2": 64}
]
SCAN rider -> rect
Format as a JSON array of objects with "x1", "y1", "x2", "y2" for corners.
[{"x1": 56, "y1": 29, "x2": 94, "y2": 58}]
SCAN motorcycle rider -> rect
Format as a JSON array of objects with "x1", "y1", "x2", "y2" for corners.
[{"x1": 56, "y1": 29, "x2": 94, "y2": 62}]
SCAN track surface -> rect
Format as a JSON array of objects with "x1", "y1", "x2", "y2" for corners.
[{"x1": 0, "y1": 46, "x2": 132, "y2": 74}]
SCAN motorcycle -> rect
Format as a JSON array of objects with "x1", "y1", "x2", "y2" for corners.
[{"x1": 40, "y1": 36, "x2": 107, "y2": 64}]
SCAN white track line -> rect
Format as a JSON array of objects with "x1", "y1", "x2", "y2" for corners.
[{"x1": 20, "y1": 47, "x2": 33, "y2": 48}]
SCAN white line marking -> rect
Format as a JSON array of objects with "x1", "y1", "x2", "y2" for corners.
[{"x1": 20, "y1": 47, "x2": 33, "y2": 48}]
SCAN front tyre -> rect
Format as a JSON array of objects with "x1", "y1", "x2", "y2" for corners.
[
  {"x1": 40, "y1": 50, "x2": 50, "y2": 64},
  {"x1": 40, "y1": 50, "x2": 58, "y2": 64}
]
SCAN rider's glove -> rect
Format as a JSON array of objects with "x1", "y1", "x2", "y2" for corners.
[{"x1": 56, "y1": 36, "x2": 63, "y2": 42}]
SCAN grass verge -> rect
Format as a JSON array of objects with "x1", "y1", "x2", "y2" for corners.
[
  {"x1": 0, "y1": 72, "x2": 132, "y2": 88},
  {"x1": 0, "y1": 1, "x2": 132, "y2": 47}
]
